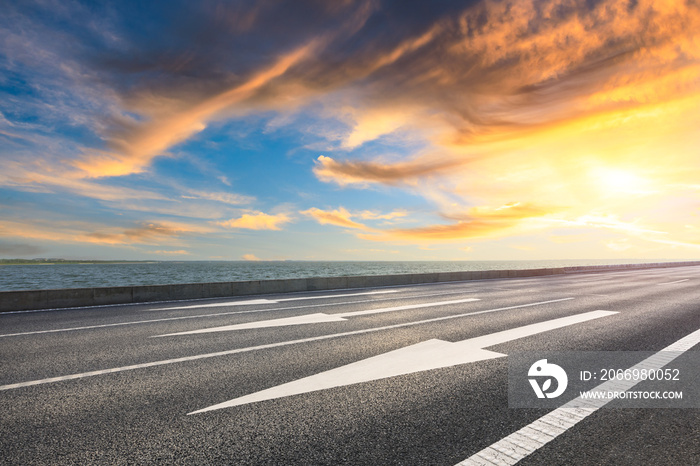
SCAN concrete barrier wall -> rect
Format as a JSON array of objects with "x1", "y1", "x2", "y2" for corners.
[{"x1": 2, "y1": 261, "x2": 700, "y2": 313}]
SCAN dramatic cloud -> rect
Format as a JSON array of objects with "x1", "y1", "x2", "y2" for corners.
[
  {"x1": 74, "y1": 43, "x2": 317, "y2": 178},
  {"x1": 311, "y1": 0, "x2": 700, "y2": 183},
  {"x1": 2, "y1": 0, "x2": 699, "y2": 259}
]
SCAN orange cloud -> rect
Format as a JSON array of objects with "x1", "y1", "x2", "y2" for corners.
[
  {"x1": 360, "y1": 202, "x2": 554, "y2": 243},
  {"x1": 296, "y1": 201, "x2": 557, "y2": 247},
  {"x1": 0, "y1": 219, "x2": 211, "y2": 246},
  {"x1": 360, "y1": 222, "x2": 502, "y2": 243},
  {"x1": 0, "y1": 158, "x2": 248, "y2": 220},
  {"x1": 0, "y1": 161, "x2": 168, "y2": 202},
  {"x1": 0, "y1": 220, "x2": 84, "y2": 244},
  {"x1": 313, "y1": 155, "x2": 464, "y2": 186},
  {"x1": 79, "y1": 222, "x2": 213, "y2": 245},
  {"x1": 301, "y1": 203, "x2": 565, "y2": 245},
  {"x1": 312, "y1": 0, "x2": 700, "y2": 189},
  {"x1": 218, "y1": 212, "x2": 292, "y2": 230},
  {"x1": 341, "y1": 104, "x2": 423, "y2": 149},
  {"x1": 357, "y1": 210, "x2": 407, "y2": 220},
  {"x1": 300, "y1": 207, "x2": 370, "y2": 231},
  {"x1": 242, "y1": 253, "x2": 261, "y2": 261},
  {"x1": 443, "y1": 203, "x2": 552, "y2": 222}
]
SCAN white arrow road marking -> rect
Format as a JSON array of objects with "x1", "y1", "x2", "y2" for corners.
[
  {"x1": 154, "y1": 298, "x2": 481, "y2": 336},
  {"x1": 188, "y1": 310, "x2": 617, "y2": 414},
  {"x1": 0, "y1": 298, "x2": 574, "y2": 391},
  {"x1": 0, "y1": 290, "x2": 474, "y2": 338},
  {"x1": 149, "y1": 290, "x2": 401, "y2": 311}
]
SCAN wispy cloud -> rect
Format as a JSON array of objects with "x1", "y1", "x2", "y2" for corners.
[
  {"x1": 148, "y1": 249, "x2": 190, "y2": 256},
  {"x1": 301, "y1": 207, "x2": 409, "y2": 231},
  {"x1": 80, "y1": 222, "x2": 213, "y2": 245},
  {"x1": 182, "y1": 190, "x2": 255, "y2": 206},
  {"x1": 0, "y1": 218, "x2": 212, "y2": 247},
  {"x1": 0, "y1": 161, "x2": 168, "y2": 203},
  {"x1": 313, "y1": 155, "x2": 463, "y2": 187},
  {"x1": 356, "y1": 210, "x2": 407, "y2": 221}
]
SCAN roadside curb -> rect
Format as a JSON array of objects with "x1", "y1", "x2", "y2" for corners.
[{"x1": 2, "y1": 261, "x2": 699, "y2": 313}]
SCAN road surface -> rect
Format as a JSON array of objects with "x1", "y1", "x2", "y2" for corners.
[{"x1": 1, "y1": 266, "x2": 699, "y2": 465}]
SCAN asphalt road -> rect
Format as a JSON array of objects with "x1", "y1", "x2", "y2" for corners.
[{"x1": 1, "y1": 266, "x2": 699, "y2": 465}]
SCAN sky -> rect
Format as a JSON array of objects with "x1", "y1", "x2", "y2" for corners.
[{"x1": 1, "y1": 0, "x2": 700, "y2": 262}]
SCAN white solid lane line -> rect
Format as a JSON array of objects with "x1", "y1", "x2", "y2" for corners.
[
  {"x1": 0, "y1": 298, "x2": 573, "y2": 391},
  {"x1": 154, "y1": 298, "x2": 481, "y2": 336},
  {"x1": 456, "y1": 326, "x2": 700, "y2": 466},
  {"x1": 188, "y1": 310, "x2": 616, "y2": 414},
  {"x1": 0, "y1": 290, "x2": 477, "y2": 338},
  {"x1": 148, "y1": 290, "x2": 401, "y2": 311}
]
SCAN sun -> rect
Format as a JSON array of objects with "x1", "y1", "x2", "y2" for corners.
[{"x1": 592, "y1": 167, "x2": 654, "y2": 197}]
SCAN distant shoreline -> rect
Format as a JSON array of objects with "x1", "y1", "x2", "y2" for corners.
[
  {"x1": 0, "y1": 259, "x2": 158, "y2": 265},
  {"x1": 0, "y1": 258, "x2": 694, "y2": 266}
]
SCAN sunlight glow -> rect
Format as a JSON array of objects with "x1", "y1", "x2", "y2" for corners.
[{"x1": 591, "y1": 167, "x2": 655, "y2": 197}]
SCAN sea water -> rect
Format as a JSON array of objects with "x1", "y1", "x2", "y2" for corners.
[{"x1": 0, "y1": 259, "x2": 660, "y2": 291}]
